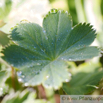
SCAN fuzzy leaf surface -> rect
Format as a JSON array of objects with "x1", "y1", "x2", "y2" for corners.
[{"x1": 2, "y1": 9, "x2": 99, "y2": 89}]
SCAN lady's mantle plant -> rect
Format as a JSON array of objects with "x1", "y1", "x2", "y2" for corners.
[{"x1": 1, "y1": 9, "x2": 100, "y2": 89}]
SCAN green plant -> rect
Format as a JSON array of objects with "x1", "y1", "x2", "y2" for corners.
[
  {"x1": 1, "y1": 8, "x2": 100, "y2": 88},
  {"x1": 0, "y1": 0, "x2": 12, "y2": 19},
  {"x1": 0, "y1": 9, "x2": 103, "y2": 103}
]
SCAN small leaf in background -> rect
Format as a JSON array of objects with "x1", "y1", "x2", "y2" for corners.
[
  {"x1": 0, "y1": 20, "x2": 6, "y2": 28},
  {"x1": 5, "y1": 73, "x2": 23, "y2": 91},
  {"x1": 2, "y1": 9, "x2": 100, "y2": 89},
  {"x1": 0, "y1": 45, "x2": 3, "y2": 56},
  {"x1": 1, "y1": 89, "x2": 33, "y2": 103},
  {"x1": 1, "y1": 89, "x2": 48, "y2": 103},
  {"x1": 0, "y1": 0, "x2": 12, "y2": 19},
  {"x1": 0, "y1": 62, "x2": 12, "y2": 96},
  {"x1": 63, "y1": 62, "x2": 103, "y2": 95},
  {"x1": 0, "y1": 70, "x2": 9, "y2": 96},
  {"x1": 0, "y1": 31, "x2": 10, "y2": 46}
]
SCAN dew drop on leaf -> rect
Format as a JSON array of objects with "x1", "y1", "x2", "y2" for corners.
[
  {"x1": 65, "y1": 11, "x2": 68, "y2": 14},
  {"x1": 50, "y1": 9, "x2": 57, "y2": 13},
  {"x1": 0, "y1": 88, "x2": 3, "y2": 91},
  {"x1": 68, "y1": 73, "x2": 72, "y2": 77},
  {"x1": 41, "y1": 49, "x2": 44, "y2": 52},
  {"x1": 99, "y1": 54, "x2": 102, "y2": 57},
  {"x1": 45, "y1": 84, "x2": 49, "y2": 88},
  {"x1": 18, "y1": 78, "x2": 23, "y2": 82},
  {"x1": 0, "y1": 88, "x2": 3, "y2": 95},
  {"x1": 45, "y1": 37, "x2": 48, "y2": 40},
  {"x1": 65, "y1": 79, "x2": 69, "y2": 82},
  {"x1": 37, "y1": 63, "x2": 41, "y2": 65},
  {"x1": 24, "y1": 83, "x2": 29, "y2": 86},
  {"x1": 46, "y1": 75, "x2": 49, "y2": 79},
  {"x1": 43, "y1": 30, "x2": 46, "y2": 33},
  {"x1": 101, "y1": 51, "x2": 103, "y2": 53},
  {"x1": 22, "y1": 75, "x2": 25, "y2": 78},
  {"x1": 54, "y1": 86, "x2": 58, "y2": 90},
  {"x1": 61, "y1": 58, "x2": 63, "y2": 60},
  {"x1": 11, "y1": 64, "x2": 14, "y2": 66},
  {"x1": 27, "y1": 66, "x2": 30, "y2": 68},
  {"x1": 17, "y1": 71, "x2": 22, "y2": 76},
  {"x1": 36, "y1": 71, "x2": 39, "y2": 75}
]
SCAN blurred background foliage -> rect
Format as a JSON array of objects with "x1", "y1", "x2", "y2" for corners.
[{"x1": 0, "y1": 0, "x2": 103, "y2": 103}]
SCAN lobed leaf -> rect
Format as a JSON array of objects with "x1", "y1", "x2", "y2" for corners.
[{"x1": 1, "y1": 9, "x2": 100, "y2": 89}]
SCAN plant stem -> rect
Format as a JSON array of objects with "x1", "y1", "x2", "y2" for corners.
[
  {"x1": 11, "y1": 66, "x2": 15, "y2": 91},
  {"x1": 58, "y1": 88, "x2": 64, "y2": 95},
  {"x1": 45, "y1": 88, "x2": 56, "y2": 103}
]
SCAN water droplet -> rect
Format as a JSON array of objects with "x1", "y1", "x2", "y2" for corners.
[
  {"x1": 57, "y1": 38, "x2": 60, "y2": 41},
  {"x1": 94, "y1": 86, "x2": 99, "y2": 89},
  {"x1": 101, "y1": 51, "x2": 103, "y2": 53},
  {"x1": 65, "y1": 11, "x2": 68, "y2": 14},
  {"x1": 65, "y1": 79, "x2": 69, "y2": 82},
  {"x1": 11, "y1": 64, "x2": 14, "y2": 66},
  {"x1": 68, "y1": 73, "x2": 72, "y2": 77},
  {"x1": 34, "y1": 47, "x2": 36, "y2": 48},
  {"x1": 22, "y1": 75, "x2": 25, "y2": 78},
  {"x1": 99, "y1": 54, "x2": 102, "y2": 57},
  {"x1": 69, "y1": 59, "x2": 71, "y2": 61},
  {"x1": 0, "y1": 3, "x2": 3, "y2": 7},
  {"x1": 24, "y1": 83, "x2": 29, "y2": 86},
  {"x1": 17, "y1": 71, "x2": 22, "y2": 76},
  {"x1": 50, "y1": 9, "x2": 57, "y2": 13},
  {"x1": 37, "y1": 63, "x2": 41, "y2": 65},
  {"x1": 27, "y1": 66, "x2": 30, "y2": 68},
  {"x1": 54, "y1": 86, "x2": 58, "y2": 90},
  {"x1": 43, "y1": 30, "x2": 46, "y2": 33},
  {"x1": 36, "y1": 71, "x2": 39, "y2": 75},
  {"x1": 18, "y1": 78, "x2": 23, "y2": 82},
  {"x1": 41, "y1": 49, "x2": 44, "y2": 52},
  {"x1": 0, "y1": 88, "x2": 3, "y2": 95},
  {"x1": 45, "y1": 84, "x2": 49, "y2": 88},
  {"x1": 0, "y1": 88, "x2": 3, "y2": 91},
  {"x1": 45, "y1": 37, "x2": 48, "y2": 40},
  {"x1": 61, "y1": 58, "x2": 64, "y2": 60},
  {"x1": 46, "y1": 75, "x2": 49, "y2": 79},
  {"x1": 58, "y1": 10, "x2": 61, "y2": 13}
]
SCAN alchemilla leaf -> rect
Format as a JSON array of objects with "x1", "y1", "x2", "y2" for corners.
[{"x1": 1, "y1": 9, "x2": 100, "y2": 89}]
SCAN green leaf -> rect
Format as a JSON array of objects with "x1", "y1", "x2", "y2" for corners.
[
  {"x1": 5, "y1": 74, "x2": 23, "y2": 91},
  {"x1": 0, "y1": 70, "x2": 6, "y2": 80},
  {"x1": 0, "y1": 70, "x2": 9, "y2": 96},
  {"x1": 1, "y1": 89, "x2": 48, "y2": 103},
  {"x1": 0, "y1": 31, "x2": 10, "y2": 46},
  {"x1": 2, "y1": 9, "x2": 100, "y2": 89},
  {"x1": 1, "y1": 89, "x2": 33, "y2": 103},
  {"x1": 63, "y1": 62, "x2": 103, "y2": 95},
  {"x1": 0, "y1": 0, "x2": 12, "y2": 19}
]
